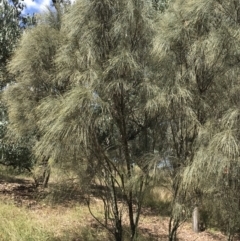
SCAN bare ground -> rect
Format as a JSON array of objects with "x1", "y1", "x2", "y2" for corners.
[{"x1": 0, "y1": 175, "x2": 237, "y2": 241}]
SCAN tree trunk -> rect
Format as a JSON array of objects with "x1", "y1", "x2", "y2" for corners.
[
  {"x1": 192, "y1": 205, "x2": 199, "y2": 233},
  {"x1": 34, "y1": 157, "x2": 51, "y2": 188},
  {"x1": 114, "y1": 219, "x2": 123, "y2": 241},
  {"x1": 168, "y1": 217, "x2": 179, "y2": 241},
  {"x1": 42, "y1": 165, "x2": 51, "y2": 188}
]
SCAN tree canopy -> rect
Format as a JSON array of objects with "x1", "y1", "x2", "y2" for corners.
[
  {"x1": 3, "y1": 0, "x2": 240, "y2": 240},
  {"x1": 152, "y1": 0, "x2": 240, "y2": 238}
]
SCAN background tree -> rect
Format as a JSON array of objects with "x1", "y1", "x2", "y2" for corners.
[
  {"x1": 0, "y1": 0, "x2": 36, "y2": 172},
  {"x1": 4, "y1": 5, "x2": 65, "y2": 184},
  {"x1": 151, "y1": 0, "x2": 240, "y2": 239},
  {"x1": 0, "y1": 0, "x2": 35, "y2": 87}
]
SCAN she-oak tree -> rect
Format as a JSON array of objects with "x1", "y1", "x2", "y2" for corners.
[
  {"x1": 5, "y1": 0, "x2": 162, "y2": 240},
  {"x1": 6, "y1": 0, "x2": 240, "y2": 240},
  {"x1": 151, "y1": 0, "x2": 240, "y2": 239}
]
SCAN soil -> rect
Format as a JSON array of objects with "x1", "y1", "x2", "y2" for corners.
[{"x1": 0, "y1": 174, "x2": 238, "y2": 241}]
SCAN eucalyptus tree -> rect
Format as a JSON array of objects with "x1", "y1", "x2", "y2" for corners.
[
  {"x1": 0, "y1": 0, "x2": 23, "y2": 94},
  {"x1": 0, "y1": 0, "x2": 20, "y2": 167},
  {"x1": 151, "y1": 0, "x2": 240, "y2": 239},
  {"x1": 29, "y1": 0, "x2": 160, "y2": 240},
  {"x1": 0, "y1": 0, "x2": 35, "y2": 87}
]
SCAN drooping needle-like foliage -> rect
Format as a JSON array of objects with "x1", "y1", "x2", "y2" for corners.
[
  {"x1": 6, "y1": 0, "x2": 161, "y2": 240},
  {"x1": 151, "y1": 0, "x2": 240, "y2": 238}
]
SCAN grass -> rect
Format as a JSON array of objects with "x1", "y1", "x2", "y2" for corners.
[
  {"x1": 0, "y1": 202, "x2": 54, "y2": 241},
  {"x1": 0, "y1": 165, "x2": 172, "y2": 241},
  {"x1": 0, "y1": 198, "x2": 156, "y2": 241},
  {"x1": 0, "y1": 164, "x2": 110, "y2": 241},
  {"x1": 143, "y1": 186, "x2": 172, "y2": 216},
  {"x1": 0, "y1": 199, "x2": 110, "y2": 241},
  {"x1": 0, "y1": 166, "x2": 228, "y2": 241}
]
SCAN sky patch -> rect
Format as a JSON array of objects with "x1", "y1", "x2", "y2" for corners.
[{"x1": 22, "y1": 0, "x2": 51, "y2": 14}]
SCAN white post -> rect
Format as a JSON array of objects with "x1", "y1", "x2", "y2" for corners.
[{"x1": 192, "y1": 205, "x2": 199, "y2": 233}]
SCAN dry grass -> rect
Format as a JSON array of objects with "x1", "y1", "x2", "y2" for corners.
[
  {"x1": 0, "y1": 199, "x2": 109, "y2": 241},
  {"x1": 0, "y1": 202, "x2": 53, "y2": 241},
  {"x1": 0, "y1": 167, "x2": 230, "y2": 241},
  {"x1": 28, "y1": 203, "x2": 108, "y2": 240},
  {"x1": 143, "y1": 186, "x2": 172, "y2": 216}
]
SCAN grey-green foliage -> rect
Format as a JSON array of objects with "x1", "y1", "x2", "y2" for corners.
[
  {"x1": 3, "y1": 6, "x2": 64, "y2": 175},
  {"x1": 152, "y1": 0, "x2": 169, "y2": 11},
  {"x1": 6, "y1": 0, "x2": 160, "y2": 240},
  {"x1": 5, "y1": 25, "x2": 63, "y2": 137},
  {"x1": 34, "y1": 0, "x2": 160, "y2": 162},
  {"x1": 151, "y1": 0, "x2": 240, "y2": 238}
]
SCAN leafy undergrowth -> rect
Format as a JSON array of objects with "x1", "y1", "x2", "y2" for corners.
[{"x1": 0, "y1": 174, "x2": 231, "y2": 241}]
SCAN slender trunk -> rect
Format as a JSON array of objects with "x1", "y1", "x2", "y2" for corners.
[
  {"x1": 169, "y1": 217, "x2": 179, "y2": 241},
  {"x1": 117, "y1": 85, "x2": 137, "y2": 240},
  {"x1": 110, "y1": 175, "x2": 123, "y2": 241},
  {"x1": 169, "y1": 179, "x2": 180, "y2": 241},
  {"x1": 34, "y1": 156, "x2": 50, "y2": 188},
  {"x1": 42, "y1": 167, "x2": 50, "y2": 188},
  {"x1": 42, "y1": 158, "x2": 50, "y2": 188},
  {"x1": 134, "y1": 179, "x2": 144, "y2": 230},
  {"x1": 227, "y1": 220, "x2": 234, "y2": 241},
  {"x1": 122, "y1": 126, "x2": 136, "y2": 240},
  {"x1": 115, "y1": 219, "x2": 123, "y2": 241}
]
